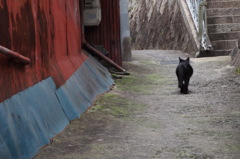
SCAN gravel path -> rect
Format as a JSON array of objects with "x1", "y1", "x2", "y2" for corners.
[{"x1": 35, "y1": 50, "x2": 240, "y2": 159}]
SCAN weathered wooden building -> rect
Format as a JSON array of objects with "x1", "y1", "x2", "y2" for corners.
[{"x1": 0, "y1": 0, "x2": 130, "y2": 158}]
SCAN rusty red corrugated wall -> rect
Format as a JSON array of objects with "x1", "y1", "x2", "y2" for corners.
[
  {"x1": 0, "y1": 1, "x2": 118, "y2": 158},
  {"x1": 0, "y1": 0, "x2": 87, "y2": 102},
  {"x1": 84, "y1": 0, "x2": 122, "y2": 66}
]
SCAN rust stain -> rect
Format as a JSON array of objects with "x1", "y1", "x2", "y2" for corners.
[
  {"x1": 85, "y1": 0, "x2": 122, "y2": 66},
  {"x1": 0, "y1": 0, "x2": 87, "y2": 102}
]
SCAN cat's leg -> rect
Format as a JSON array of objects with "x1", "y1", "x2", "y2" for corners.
[
  {"x1": 178, "y1": 80, "x2": 182, "y2": 89},
  {"x1": 181, "y1": 84, "x2": 188, "y2": 94},
  {"x1": 176, "y1": 68, "x2": 183, "y2": 89},
  {"x1": 177, "y1": 75, "x2": 183, "y2": 89},
  {"x1": 180, "y1": 80, "x2": 188, "y2": 94},
  {"x1": 185, "y1": 79, "x2": 189, "y2": 91},
  {"x1": 183, "y1": 78, "x2": 190, "y2": 94}
]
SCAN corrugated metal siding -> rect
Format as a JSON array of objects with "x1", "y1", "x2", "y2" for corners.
[
  {"x1": 0, "y1": 56, "x2": 114, "y2": 159},
  {"x1": 0, "y1": 0, "x2": 116, "y2": 158},
  {"x1": 56, "y1": 56, "x2": 114, "y2": 121},
  {"x1": 0, "y1": 77, "x2": 69, "y2": 159},
  {"x1": 0, "y1": 0, "x2": 87, "y2": 102},
  {"x1": 85, "y1": 0, "x2": 122, "y2": 66}
]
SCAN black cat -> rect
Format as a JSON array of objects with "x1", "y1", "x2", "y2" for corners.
[{"x1": 176, "y1": 57, "x2": 193, "y2": 94}]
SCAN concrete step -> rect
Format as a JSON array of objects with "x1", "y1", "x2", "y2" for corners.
[
  {"x1": 209, "y1": 32, "x2": 240, "y2": 41},
  {"x1": 206, "y1": 0, "x2": 240, "y2": 56},
  {"x1": 211, "y1": 40, "x2": 237, "y2": 50},
  {"x1": 208, "y1": 23, "x2": 240, "y2": 33},
  {"x1": 207, "y1": 8, "x2": 240, "y2": 16},
  {"x1": 207, "y1": 1, "x2": 240, "y2": 9},
  {"x1": 200, "y1": 50, "x2": 231, "y2": 57},
  {"x1": 208, "y1": 0, "x2": 240, "y2": 2},
  {"x1": 208, "y1": 16, "x2": 240, "y2": 24}
]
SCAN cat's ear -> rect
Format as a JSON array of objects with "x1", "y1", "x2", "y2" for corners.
[
  {"x1": 186, "y1": 57, "x2": 190, "y2": 62},
  {"x1": 179, "y1": 57, "x2": 183, "y2": 62}
]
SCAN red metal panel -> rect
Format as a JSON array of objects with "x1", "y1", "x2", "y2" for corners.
[
  {"x1": 0, "y1": 0, "x2": 87, "y2": 102},
  {"x1": 84, "y1": 0, "x2": 122, "y2": 66}
]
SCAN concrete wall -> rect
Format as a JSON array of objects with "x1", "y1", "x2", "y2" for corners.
[
  {"x1": 129, "y1": 0, "x2": 198, "y2": 55},
  {"x1": 231, "y1": 38, "x2": 240, "y2": 67},
  {"x1": 120, "y1": 0, "x2": 132, "y2": 61}
]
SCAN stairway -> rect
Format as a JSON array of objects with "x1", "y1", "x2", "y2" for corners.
[{"x1": 206, "y1": 0, "x2": 240, "y2": 56}]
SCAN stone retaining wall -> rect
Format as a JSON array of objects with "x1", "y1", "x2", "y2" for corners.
[
  {"x1": 230, "y1": 38, "x2": 240, "y2": 67},
  {"x1": 129, "y1": 0, "x2": 198, "y2": 55}
]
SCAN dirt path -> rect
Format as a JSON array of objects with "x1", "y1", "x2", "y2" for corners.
[{"x1": 35, "y1": 50, "x2": 240, "y2": 159}]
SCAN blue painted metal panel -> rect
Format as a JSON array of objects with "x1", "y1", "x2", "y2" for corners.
[
  {"x1": 0, "y1": 78, "x2": 69, "y2": 159},
  {"x1": 0, "y1": 56, "x2": 114, "y2": 159},
  {"x1": 56, "y1": 56, "x2": 114, "y2": 120}
]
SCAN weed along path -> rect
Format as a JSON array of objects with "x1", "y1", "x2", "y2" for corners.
[{"x1": 35, "y1": 50, "x2": 240, "y2": 159}]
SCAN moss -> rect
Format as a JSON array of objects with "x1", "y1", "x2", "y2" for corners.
[
  {"x1": 229, "y1": 145, "x2": 240, "y2": 153},
  {"x1": 115, "y1": 71, "x2": 168, "y2": 95},
  {"x1": 140, "y1": 60, "x2": 158, "y2": 66},
  {"x1": 235, "y1": 67, "x2": 240, "y2": 75},
  {"x1": 146, "y1": 73, "x2": 168, "y2": 85},
  {"x1": 90, "y1": 93, "x2": 145, "y2": 118},
  {"x1": 88, "y1": 58, "x2": 169, "y2": 133}
]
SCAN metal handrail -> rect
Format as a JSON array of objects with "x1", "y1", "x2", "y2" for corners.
[
  {"x1": 186, "y1": 0, "x2": 199, "y2": 31},
  {"x1": 0, "y1": 45, "x2": 31, "y2": 64},
  {"x1": 186, "y1": 0, "x2": 212, "y2": 51}
]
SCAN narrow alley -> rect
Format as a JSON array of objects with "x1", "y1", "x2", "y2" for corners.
[{"x1": 35, "y1": 50, "x2": 240, "y2": 159}]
